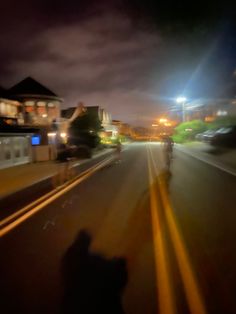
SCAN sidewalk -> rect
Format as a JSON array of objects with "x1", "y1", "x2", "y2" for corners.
[
  {"x1": 177, "y1": 142, "x2": 236, "y2": 174},
  {"x1": 0, "y1": 148, "x2": 113, "y2": 199}
]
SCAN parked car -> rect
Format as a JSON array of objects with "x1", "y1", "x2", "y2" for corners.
[
  {"x1": 195, "y1": 132, "x2": 204, "y2": 141},
  {"x1": 210, "y1": 126, "x2": 236, "y2": 147},
  {"x1": 195, "y1": 130, "x2": 216, "y2": 142}
]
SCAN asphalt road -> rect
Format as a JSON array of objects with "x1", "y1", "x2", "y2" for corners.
[{"x1": 0, "y1": 142, "x2": 236, "y2": 314}]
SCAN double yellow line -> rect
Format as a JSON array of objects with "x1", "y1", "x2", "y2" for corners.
[
  {"x1": 0, "y1": 155, "x2": 114, "y2": 237},
  {"x1": 147, "y1": 145, "x2": 206, "y2": 314}
]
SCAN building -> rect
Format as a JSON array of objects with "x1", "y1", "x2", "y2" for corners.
[
  {"x1": 8, "y1": 77, "x2": 62, "y2": 126},
  {"x1": 177, "y1": 98, "x2": 236, "y2": 122},
  {"x1": 0, "y1": 77, "x2": 63, "y2": 169},
  {"x1": 0, "y1": 86, "x2": 21, "y2": 126},
  {"x1": 61, "y1": 103, "x2": 117, "y2": 139},
  {"x1": 131, "y1": 126, "x2": 151, "y2": 140},
  {"x1": 0, "y1": 124, "x2": 39, "y2": 169},
  {"x1": 0, "y1": 87, "x2": 33, "y2": 169},
  {"x1": 112, "y1": 120, "x2": 132, "y2": 137},
  {"x1": 86, "y1": 106, "x2": 118, "y2": 138}
]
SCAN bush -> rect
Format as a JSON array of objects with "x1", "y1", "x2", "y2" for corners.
[
  {"x1": 172, "y1": 120, "x2": 207, "y2": 143},
  {"x1": 172, "y1": 133, "x2": 186, "y2": 143}
]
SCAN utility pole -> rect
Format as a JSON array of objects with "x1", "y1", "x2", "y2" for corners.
[{"x1": 176, "y1": 97, "x2": 187, "y2": 123}]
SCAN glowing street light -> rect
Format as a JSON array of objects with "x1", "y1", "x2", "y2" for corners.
[
  {"x1": 176, "y1": 96, "x2": 186, "y2": 103},
  {"x1": 176, "y1": 96, "x2": 187, "y2": 122},
  {"x1": 159, "y1": 118, "x2": 167, "y2": 124}
]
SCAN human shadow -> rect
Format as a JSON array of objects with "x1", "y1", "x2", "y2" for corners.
[
  {"x1": 158, "y1": 168, "x2": 172, "y2": 192},
  {"x1": 61, "y1": 230, "x2": 128, "y2": 314}
]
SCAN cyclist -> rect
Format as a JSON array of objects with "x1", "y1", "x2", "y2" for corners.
[
  {"x1": 115, "y1": 140, "x2": 122, "y2": 162},
  {"x1": 163, "y1": 136, "x2": 174, "y2": 169}
]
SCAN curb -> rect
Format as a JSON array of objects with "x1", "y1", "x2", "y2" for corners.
[
  {"x1": 176, "y1": 145, "x2": 236, "y2": 177},
  {"x1": 0, "y1": 149, "x2": 115, "y2": 220}
]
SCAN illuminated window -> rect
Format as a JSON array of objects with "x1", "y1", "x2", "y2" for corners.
[
  {"x1": 36, "y1": 102, "x2": 46, "y2": 116},
  {"x1": 6, "y1": 104, "x2": 11, "y2": 115},
  {"x1": 48, "y1": 103, "x2": 58, "y2": 118},
  {"x1": 7, "y1": 104, "x2": 16, "y2": 116},
  {"x1": 0, "y1": 102, "x2": 6, "y2": 115},
  {"x1": 0, "y1": 102, "x2": 17, "y2": 117},
  {"x1": 25, "y1": 101, "x2": 34, "y2": 106},
  {"x1": 25, "y1": 101, "x2": 35, "y2": 113}
]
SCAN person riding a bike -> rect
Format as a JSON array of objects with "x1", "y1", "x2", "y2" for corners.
[
  {"x1": 163, "y1": 136, "x2": 174, "y2": 169},
  {"x1": 164, "y1": 136, "x2": 174, "y2": 153},
  {"x1": 115, "y1": 140, "x2": 122, "y2": 162}
]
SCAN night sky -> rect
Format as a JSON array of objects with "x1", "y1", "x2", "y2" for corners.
[{"x1": 1, "y1": 0, "x2": 236, "y2": 125}]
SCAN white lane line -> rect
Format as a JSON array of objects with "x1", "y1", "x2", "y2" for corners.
[
  {"x1": 176, "y1": 146, "x2": 236, "y2": 177},
  {"x1": 0, "y1": 156, "x2": 114, "y2": 237}
]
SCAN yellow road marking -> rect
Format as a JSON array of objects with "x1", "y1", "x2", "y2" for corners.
[
  {"x1": 147, "y1": 145, "x2": 176, "y2": 314},
  {"x1": 149, "y1": 145, "x2": 206, "y2": 314},
  {"x1": 0, "y1": 156, "x2": 114, "y2": 237},
  {"x1": 0, "y1": 157, "x2": 109, "y2": 228}
]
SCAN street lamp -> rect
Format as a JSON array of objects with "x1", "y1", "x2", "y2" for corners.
[
  {"x1": 176, "y1": 96, "x2": 187, "y2": 122},
  {"x1": 159, "y1": 118, "x2": 167, "y2": 124}
]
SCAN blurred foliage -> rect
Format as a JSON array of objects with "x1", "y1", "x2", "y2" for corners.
[
  {"x1": 173, "y1": 116, "x2": 236, "y2": 143},
  {"x1": 118, "y1": 135, "x2": 129, "y2": 142},
  {"x1": 100, "y1": 135, "x2": 129, "y2": 145},
  {"x1": 172, "y1": 120, "x2": 207, "y2": 143},
  {"x1": 208, "y1": 116, "x2": 236, "y2": 130},
  {"x1": 70, "y1": 111, "x2": 102, "y2": 134},
  {"x1": 69, "y1": 131, "x2": 100, "y2": 148}
]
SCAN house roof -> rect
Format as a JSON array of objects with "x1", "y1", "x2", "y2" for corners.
[
  {"x1": 8, "y1": 77, "x2": 59, "y2": 98},
  {"x1": 112, "y1": 119, "x2": 121, "y2": 123},
  {"x1": 61, "y1": 106, "x2": 100, "y2": 120},
  {"x1": 61, "y1": 107, "x2": 77, "y2": 119},
  {"x1": 0, "y1": 86, "x2": 8, "y2": 98},
  {"x1": 86, "y1": 106, "x2": 99, "y2": 114}
]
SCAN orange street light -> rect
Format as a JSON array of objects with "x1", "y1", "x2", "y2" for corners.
[{"x1": 159, "y1": 118, "x2": 167, "y2": 123}]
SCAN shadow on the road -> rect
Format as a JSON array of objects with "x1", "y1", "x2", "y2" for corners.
[
  {"x1": 204, "y1": 147, "x2": 229, "y2": 155},
  {"x1": 159, "y1": 168, "x2": 172, "y2": 191},
  {"x1": 61, "y1": 229, "x2": 128, "y2": 314}
]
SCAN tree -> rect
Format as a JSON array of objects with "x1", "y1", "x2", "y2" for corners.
[{"x1": 69, "y1": 111, "x2": 102, "y2": 148}]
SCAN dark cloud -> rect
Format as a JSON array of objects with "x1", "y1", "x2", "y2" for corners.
[{"x1": 1, "y1": 1, "x2": 236, "y2": 124}]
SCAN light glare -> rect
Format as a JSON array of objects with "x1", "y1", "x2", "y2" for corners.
[{"x1": 176, "y1": 97, "x2": 187, "y2": 103}]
